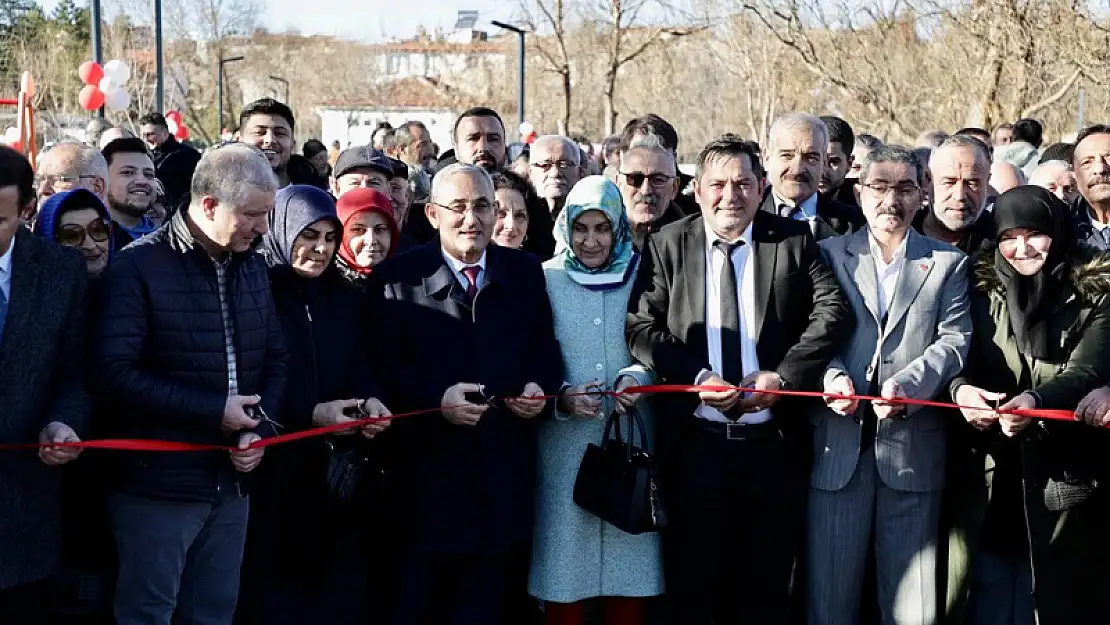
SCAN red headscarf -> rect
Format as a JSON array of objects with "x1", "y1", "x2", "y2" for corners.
[{"x1": 335, "y1": 188, "x2": 399, "y2": 275}]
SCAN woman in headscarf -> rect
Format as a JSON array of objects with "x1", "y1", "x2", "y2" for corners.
[
  {"x1": 334, "y1": 187, "x2": 399, "y2": 292},
  {"x1": 946, "y1": 186, "x2": 1110, "y2": 625},
  {"x1": 238, "y1": 185, "x2": 392, "y2": 625},
  {"x1": 530, "y1": 176, "x2": 662, "y2": 625},
  {"x1": 35, "y1": 188, "x2": 114, "y2": 278}
]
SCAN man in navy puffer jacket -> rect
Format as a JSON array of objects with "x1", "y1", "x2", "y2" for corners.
[{"x1": 92, "y1": 143, "x2": 288, "y2": 625}]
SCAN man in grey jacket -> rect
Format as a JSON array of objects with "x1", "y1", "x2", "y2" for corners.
[{"x1": 806, "y1": 144, "x2": 971, "y2": 625}]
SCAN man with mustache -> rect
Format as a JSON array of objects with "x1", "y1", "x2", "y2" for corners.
[
  {"x1": 761, "y1": 113, "x2": 864, "y2": 241},
  {"x1": 618, "y1": 114, "x2": 698, "y2": 216},
  {"x1": 454, "y1": 107, "x2": 507, "y2": 172},
  {"x1": 238, "y1": 98, "x2": 327, "y2": 190},
  {"x1": 102, "y1": 138, "x2": 159, "y2": 247},
  {"x1": 526, "y1": 135, "x2": 581, "y2": 219},
  {"x1": 810, "y1": 144, "x2": 970, "y2": 625},
  {"x1": 1069, "y1": 124, "x2": 1110, "y2": 250},
  {"x1": 915, "y1": 135, "x2": 995, "y2": 254},
  {"x1": 615, "y1": 134, "x2": 684, "y2": 249}
]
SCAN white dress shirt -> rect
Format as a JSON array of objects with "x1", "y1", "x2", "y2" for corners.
[
  {"x1": 442, "y1": 248, "x2": 488, "y2": 292},
  {"x1": 0, "y1": 238, "x2": 13, "y2": 303},
  {"x1": 774, "y1": 191, "x2": 819, "y2": 236},
  {"x1": 696, "y1": 221, "x2": 772, "y2": 425},
  {"x1": 868, "y1": 234, "x2": 908, "y2": 320}
]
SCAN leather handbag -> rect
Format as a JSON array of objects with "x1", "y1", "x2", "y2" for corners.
[
  {"x1": 324, "y1": 439, "x2": 382, "y2": 506},
  {"x1": 573, "y1": 406, "x2": 667, "y2": 534}
]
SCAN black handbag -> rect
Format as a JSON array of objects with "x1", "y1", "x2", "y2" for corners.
[
  {"x1": 324, "y1": 439, "x2": 382, "y2": 506},
  {"x1": 573, "y1": 406, "x2": 667, "y2": 534}
]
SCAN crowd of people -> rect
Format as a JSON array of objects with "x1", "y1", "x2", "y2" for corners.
[{"x1": 2, "y1": 97, "x2": 1110, "y2": 625}]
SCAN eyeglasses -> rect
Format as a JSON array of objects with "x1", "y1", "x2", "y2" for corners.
[
  {"x1": 862, "y1": 182, "x2": 920, "y2": 198},
  {"x1": 35, "y1": 174, "x2": 100, "y2": 191},
  {"x1": 430, "y1": 201, "x2": 497, "y2": 218},
  {"x1": 532, "y1": 160, "x2": 576, "y2": 172},
  {"x1": 619, "y1": 171, "x2": 675, "y2": 189},
  {"x1": 57, "y1": 220, "x2": 111, "y2": 247}
]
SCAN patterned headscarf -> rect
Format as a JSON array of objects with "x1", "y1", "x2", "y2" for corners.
[{"x1": 553, "y1": 176, "x2": 637, "y2": 290}]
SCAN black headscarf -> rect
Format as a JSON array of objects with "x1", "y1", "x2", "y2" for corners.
[
  {"x1": 260, "y1": 184, "x2": 341, "y2": 268},
  {"x1": 992, "y1": 185, "x2": 1075, "y2": 358}
]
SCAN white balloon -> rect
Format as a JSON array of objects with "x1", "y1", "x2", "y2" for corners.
[
  {"x1": 3, "y1": 126, "x2": 19, "y2": 143},
  {"x1": 98, "y1": 76, "x2": 121, "y2": 94},
  {"x1": 166, "y1": 118, "x2": 179, "y2": 135},
  {"x1": 104, "y1": 88, "x2": 130, "y2": 111},
  {"x1": 519, "y1": 121, "x2": 534, "y2": 136},
  {"x1": 103, "y1": 59, "x2": 131, "y2": 83}
]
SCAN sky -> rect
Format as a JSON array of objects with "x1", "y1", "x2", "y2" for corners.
[{"x1": 35, "y1": 0, "x2": 523, "y2": 42}]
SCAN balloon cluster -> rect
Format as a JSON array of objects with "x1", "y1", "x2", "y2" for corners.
[
  {"x1": 78, "y1": 60, "x2": 132, "y2": 112},
  {"x1": 519, "y1": 121, "x2": 537, "y2": 144},
  {"x1": 0, "y1": 126, "x2": 21, "y2": 151},
  {"x1": 164, "y1": 110, "x2": 190, "y2": 142}
]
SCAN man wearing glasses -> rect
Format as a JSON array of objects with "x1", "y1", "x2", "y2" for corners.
[
  {"x1": 808, "y1": 144, "x2": 970, "y2": 625},
  {"x1": 526, "y1": 135, "x2": 581, "y2": 219},
  {"x1": 370, "y1": 163, "x2": 562, "y2": 625},
  {"x1": 32, "y1": 143, "x2": 109, "y2": 224},
  {"x1": 615, "y1": 134, "x2": 684, "y2": 249}
]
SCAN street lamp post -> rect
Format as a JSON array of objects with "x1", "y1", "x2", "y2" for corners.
[
  {"x1": 154, "y1": 0, "x2": 163, "y2": 113},
  {"x1": 491, "y1": 20, "x2": 526, "y2": 131},
  {"x1": 217, "y1": 55, "x2": 245, "y2": 140},
  {"x1": 269, "y1": 75, "x2": 290, "y2": 104}
]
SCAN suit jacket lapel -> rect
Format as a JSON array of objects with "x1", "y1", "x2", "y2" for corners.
[
  {"x1": 845, "y1": 229, "x2": 881, "y2": 323},
  {"x1": 420, "y1": 245, "x2": 468, "y2": 308},
  {"x1": 0, "y1": 230, "x2": 43, "y2": 373},
  {"x1": 752, "y1": 212, "x2": 778, "y2": 336},
  {"x1": 682, "y1": 219, "x2": 707, "y2": 355},
  {"x1": 884, "y1": 229, "x2": 933, "y2": 338}
]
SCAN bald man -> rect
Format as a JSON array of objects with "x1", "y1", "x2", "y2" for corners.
[
  {"x1": 989, "y1": 160, "x2": 1026, "y2": 195},
  {"x1": 1028, "y1": 160, "x2": 1078, "y2": 205}
]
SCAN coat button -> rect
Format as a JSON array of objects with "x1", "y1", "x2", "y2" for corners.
[
  {"x1": 596, "y1": 363, "x2": 604, "y2": 371},
  {"x1": 593, "y1": 317, "x2": 602, "y2": 325}
]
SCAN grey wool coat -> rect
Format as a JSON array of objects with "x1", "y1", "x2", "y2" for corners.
[
  {"x1": 0, "y1": 228, "x2": 91, "y2": 589},
  {"x1": 528, "y1": 256, "x2": 664, "y2": 603}
]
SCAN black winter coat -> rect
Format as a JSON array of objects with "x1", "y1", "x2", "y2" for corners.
[
  {"x1": 92, "y1": 210, "x2": 288, "y2": 502},
  {"x1": 151, "y1": 137, "x2": 201, "y2": 212}
]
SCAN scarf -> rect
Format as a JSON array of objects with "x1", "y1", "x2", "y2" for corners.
[
  {"x1": 992, "y1": 185, "x2": 1074, "y2": 359},
  {"x1": 552, "y1": 176, "x2": 637, "y2": 290},
  {"x1": 261, "y1": 185, "x2": 341, "y2": 268},
  {"x1": 335, "y1": 188, "x2": 398, "y2": 276}
]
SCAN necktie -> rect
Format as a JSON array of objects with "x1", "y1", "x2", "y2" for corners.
[
  {"x1": 461, "y1": 265, "x2": 481, "y2": 302},
  {"x1": 714, "y1": 240, "x2": 744, "y2": 421},
  {"x1": 0, "y1": 281, "x2": 8, "y2": 343},
  {"x1": 780, "y1": 203, "x2": 819, "y2": 237}
]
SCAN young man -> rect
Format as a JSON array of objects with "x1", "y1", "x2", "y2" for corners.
[{"x1": 238, "y1": 98, "x2": 327, "y2": 189}]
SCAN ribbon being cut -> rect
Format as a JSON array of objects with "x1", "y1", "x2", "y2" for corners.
[{"x1": 0, "y1": 384, "x2": 1081, "y2": 453}]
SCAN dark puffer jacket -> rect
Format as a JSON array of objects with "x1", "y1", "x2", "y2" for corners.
[{"x1": 91, "y1": 210, "x2": 288, "y2": 502}]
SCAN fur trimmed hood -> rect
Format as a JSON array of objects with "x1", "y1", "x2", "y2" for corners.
[{"x1": 973, "y1": 243, "x2": 1110, "y2": 303}]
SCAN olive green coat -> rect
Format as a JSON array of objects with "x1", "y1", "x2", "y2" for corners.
[{"x1": 943, "y1": 245, "x2": 1110, "y2": 625}]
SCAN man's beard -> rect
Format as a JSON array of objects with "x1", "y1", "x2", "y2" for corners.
[{"x1": 110, "y1": 198, "x2": 151, "y2": 218}]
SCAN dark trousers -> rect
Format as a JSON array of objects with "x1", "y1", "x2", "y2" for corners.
[
  {"x1": 0, "y1": 579, "x2": 50, "y2": 625},
  {"x1": 110, "y1": 491, "x2": 249, "y2": 625},
  {"x1": 663, "y1": 422, "x2": 806, "y2": 625},
  {"x1": 390, "y1": 552, "x2": 515, "y2": 625}
]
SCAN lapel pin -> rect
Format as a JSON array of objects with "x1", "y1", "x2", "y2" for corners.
[{"x1": 919, "y1": 263, "x2": 928, "y2": 272}]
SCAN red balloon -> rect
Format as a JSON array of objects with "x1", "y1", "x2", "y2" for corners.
[
  {"x1": 79, "y1": 85, "x2": 105, "y2": 111},
  {"x1": 165, "y1": 110, "x2": 183, "y2": 124},
  {"x1": 9, "y1": 140, "x2": 21, "y2": 152},
  {"x1": 78, "y1": 61, "x2": 104, "y2": 86},
  {"x1": 175, "y1": 125, "x2": 190, "y2": 141}
]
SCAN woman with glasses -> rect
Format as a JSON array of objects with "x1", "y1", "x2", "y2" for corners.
[
  {"x1": 34, "y1": 188, "x2": 114, "y2": 277},
  {"x1": 530, "y1": 176, "x2": 662, "y2": 625},
  {"x1": 334, "y1": 188, "x2": 399, "y2": 292},
  {"x1": 947, "y1": 186, "x2": 1110, "y2": 625}
]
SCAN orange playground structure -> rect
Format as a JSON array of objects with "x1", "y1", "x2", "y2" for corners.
[{"x1": 1, "y1": 72, "x2": 38, "y2": 167}]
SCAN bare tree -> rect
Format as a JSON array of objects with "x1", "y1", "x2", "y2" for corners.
[{"x1": 520, "y1": 0, "x2": 575, "y2": 134}]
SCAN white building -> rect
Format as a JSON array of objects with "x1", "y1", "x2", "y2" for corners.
[{"x1": 315, "y1": 77, "x2": 460, "y2": 150}]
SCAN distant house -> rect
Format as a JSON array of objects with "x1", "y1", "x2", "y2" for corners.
[{"x1": 315, "y1": 76, "x2": 462, "y2": 150}]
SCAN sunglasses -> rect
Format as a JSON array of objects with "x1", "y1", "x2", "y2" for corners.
[{"x1": 57, "y1": 219, "x2": 111, "y2": 247}]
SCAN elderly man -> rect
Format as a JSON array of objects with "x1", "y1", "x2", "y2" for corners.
[
  {"x1": 1029, "y1": 160, "x2": 1078, "y2": 205},
  {"x1": 819, "y1": 116, "x2": 858, "y2": 208},
  {"x1": 527, "y1": 135, "x2": 581, "y2": 218},
  {"x1": 92, "y1": 143, "x2": 287, "y2": 625},
  {"x1": 915, "y1": 135, "x2": 994, "y2": 254},
  {"x1": 86, "y1": 118, "x2": 114, "y2": 148},
  {"x1": 1067, "y1": 125, "x2": 1110, "y2": 250},
  {"x1": 35, "y1": 142, "x2": 108, "y2": 202},
  {"x1": 761, "y1": 113, "x2": 864, "y2": 240},
  {"x1": 619, "y1": 114, "x2": 696, "y2": 215},
  {"x1": 331, "y1": 145, "x2": 394, "y2": 199},
  {"x1": 615, "y1": 134, "x2": 684, "y2": 249},
  {"x1": 0, "y1": 146, "x2": 91, "y2": 625},
  {"x1": 454, "y1": 107, "x2": 507, "y2": 172},
  {"x1": 371, "y1": 163, "x2": 562, "y2": 625},
  {"x1": 628, "y1": 135, "x2": 850, "y2": 625},
  {"x1": 139, "y1": 112, "x2": 200, "y2": 210},
  {"x1": 990, "y1": 161, "x2": 1026, "y2": 195},
  {"x1": 102, "y1": 137, "x2": 159, "y2": 246},
  {"x1": 388, "y1": 120, "x2": 435, "y2": 202},
  {"x1": 237, "y1": 98, "x2": 326, "y2": 189},
  {"x1": 809, "y1": 145, "x2": 971, "y2": 625},
  {"x1": 992, "y1": 123, "x2": 1014, "y2": 147}
]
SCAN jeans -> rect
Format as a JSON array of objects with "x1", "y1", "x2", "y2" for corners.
[
  {"x1": 110, "y1": 491, "x2": 249, "y2": 625},
  {"x1": 964, "y1": 549, "x2": 1035, "y2": 625}
]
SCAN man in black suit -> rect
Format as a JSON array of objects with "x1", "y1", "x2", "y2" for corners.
[
  {"x1": 627, "y1": 135, "x2": 851, "y2": 625},
  {"x1": 761, "y1": 112, "x2": 864, "y2": 240},
  {"x1": 371, "y1": 163, "x2": 563, "y2": 625},
  {"x1": 0, "y1": 146, "x2": 91, "y2": 624}
]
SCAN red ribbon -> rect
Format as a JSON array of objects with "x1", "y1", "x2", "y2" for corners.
[{"x1": 0, "y1": 384, "x2": 1083, "y2": 452}]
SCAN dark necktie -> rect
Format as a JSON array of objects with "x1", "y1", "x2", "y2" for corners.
[
  {"x1": 713, "y1": 240, "x2": 744, "y2": 393},
  {"x1": 0, "y1": 282, "x2": 7, "y2": 343},
  {"x1": 461, "y1": 265, "x2": 481, "y2": 302},
  {"x1": 861, "y1": 313, "x2": 888, "y2": 450}
]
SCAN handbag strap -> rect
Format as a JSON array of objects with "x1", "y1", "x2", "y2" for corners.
[{"x1": 626, "y1": 406, "x2": 650, "y2": 453}]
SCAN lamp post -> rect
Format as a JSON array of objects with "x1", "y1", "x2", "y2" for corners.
[
  {"x1": 217, "y1": 55, "x2": 244, "y2": 140},
  {"x1": 491, "y1": 20, "x2": 526, "y2": 130},
  {"x1": 269, "y1": 75, "x2": 289, "y2": 104},
  {"x1": 154, "y1": 0, "x2": 164, "y2": 113},
  {"x1": 91, "y1": 0, "x2": 103, "y2": 117}
]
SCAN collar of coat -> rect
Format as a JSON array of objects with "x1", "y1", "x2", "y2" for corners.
[
  {"x1": 165, "y1": 208, "x2": 257, "y2": 263},
  {"x1": 973, "y1": 242, "x2": 1110, "y2": 303}
]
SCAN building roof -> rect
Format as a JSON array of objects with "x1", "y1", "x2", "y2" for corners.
[{"x1": 316, "y1": 76, "x2": 463, "y2": 110}]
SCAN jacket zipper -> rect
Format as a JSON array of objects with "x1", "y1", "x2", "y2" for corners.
[{"x1": 1020, "y1": 443, "x2": 1040, "y2": 625}]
